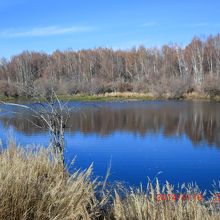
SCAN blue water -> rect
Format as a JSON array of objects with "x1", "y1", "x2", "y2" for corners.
[{"x1": 0, "y1": 100, "x2": 220, "y2": 190}]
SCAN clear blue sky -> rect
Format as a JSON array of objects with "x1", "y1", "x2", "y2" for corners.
[{"x1": 0, "y1": 0, "x2": 220, "y2": 59}]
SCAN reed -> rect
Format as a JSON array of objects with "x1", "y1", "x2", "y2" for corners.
[
  {"x1": 0, "y1": 142, "x2": 219, "y2": 219},
  {"x1": 110, "y1": 180, "x2": 220, "y2": 220},
  {"x1": 0, "y1": 141, "x2": 104, "y2": 220}
]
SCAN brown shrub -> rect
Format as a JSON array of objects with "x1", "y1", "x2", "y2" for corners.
[
  {"x1": 0, "y1": 80, "x2": 18, "y2": 97},
  {"x1": 0, "y1": 143, "x2": 102, "y2": 220},
  {"x1": 203, "y1": 75, "x2": 220, "y2": 97}
]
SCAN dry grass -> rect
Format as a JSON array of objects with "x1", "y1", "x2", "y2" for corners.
[
  {"x1": 0, "y1": 141, "x2": 105, "y2": 220},
  {"x1": 109, "y1": 180, "x2": 220, "y2": 220},
  {"x1": 183, "y1": 91, "x2": 210, "y2": 101},
  {"x1": 0, "y1": 142, "x2": 220, "y2": 219},
  {"x1": 60, "y1": 92, "x2": 220, "y2": 102},
  {"x1": 73, "y1": 92, "x2": 155, "y2": 100},
  {"x1": 100, "y1": 92, "x2": 154, "y2": 98},
  {"x1": 2, "y1": 91, "x2": 220, "y2": 102}
]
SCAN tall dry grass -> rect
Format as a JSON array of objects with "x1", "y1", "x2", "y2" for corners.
[
  {"x1": 0, "y1": 141, "x2": 105, "y2": 220},
  {"x1": 0, "y1": 142, "x2": 219, "y2": 220},
  {"x1": 110, "y1": 180, "x2": 220, "y2": 220}
]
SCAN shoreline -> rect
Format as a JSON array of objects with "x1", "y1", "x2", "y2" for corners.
[{"x1": 1, "y1": 91, "x2": 220, "y2": 102}]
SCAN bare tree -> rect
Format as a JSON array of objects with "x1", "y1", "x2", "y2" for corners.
[
  {"x1": 0, "y1": 34, "x2": 220, "y2": 97},
  {"x1": 1, "y1": 90, "x2": 70, "y2": 166}
]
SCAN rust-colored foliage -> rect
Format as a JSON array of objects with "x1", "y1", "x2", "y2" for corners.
[{"x1": 0, "y1": 34, "x2": 220, "y2": 97}]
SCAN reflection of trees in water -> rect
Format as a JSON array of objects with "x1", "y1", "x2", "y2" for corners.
[{"x1": 0, "y1": 102, "x2": 220, "y2": 147}]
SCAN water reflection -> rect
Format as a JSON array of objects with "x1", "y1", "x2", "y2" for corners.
[{"x1": 0, "y1": 101, "x2": 220, "y2": 147}]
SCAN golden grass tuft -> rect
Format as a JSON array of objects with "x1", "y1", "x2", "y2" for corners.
[
  {"x1": 110, "y1": 180, "x2": 220, "y2": 220},
  {"x1": 0, "y1": 142, "x2": 103, "y2": 220}
]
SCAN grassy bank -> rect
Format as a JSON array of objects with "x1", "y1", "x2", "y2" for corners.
[
  {"x1": 1, "y1": 92, "x2": 220, "y2": 102},
  {"x1": 0, "y1": 142, "x2": 220, "y2": 220}
]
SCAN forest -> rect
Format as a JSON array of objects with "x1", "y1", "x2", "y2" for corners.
[{"x1": 0, "y1": 34, "x2": 220, "y2": 98}]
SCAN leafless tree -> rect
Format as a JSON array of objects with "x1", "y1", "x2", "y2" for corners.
[
  {"x1": 0, "y1": 34, "x2": 220, "y2": 97},
  {"x1": 1, "y1": 90, "x2": 70, "y2": 166}
]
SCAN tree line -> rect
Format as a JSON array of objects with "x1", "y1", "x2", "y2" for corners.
[{"x1": 0, "y1": 34, "x2": 220, "y2": 98}]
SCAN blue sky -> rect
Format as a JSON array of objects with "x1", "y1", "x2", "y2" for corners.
[{"x1": 0, "y1": 0, "x2": 220, "y2": 59}]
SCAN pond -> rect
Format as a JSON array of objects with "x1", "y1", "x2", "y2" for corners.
[{"x1": 0, "y1": 100, "x2": 220, "y2": 190}]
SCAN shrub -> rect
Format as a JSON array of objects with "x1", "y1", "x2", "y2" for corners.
[
  {"x1": 116, "y1": 82, "x2": 133, "y2": 92},
  {"x1": 0, "y1": 142, "x2": 101, "y2": 220},
  {"x1": 203, "y1": 75, "x2": 220, "y2": 98},
  {"x1": 110, "y1": 181, "x2": 220, "y2": 220},
  {"x1": 0, "y1": 80, "x2": 18, "y2": 97}
]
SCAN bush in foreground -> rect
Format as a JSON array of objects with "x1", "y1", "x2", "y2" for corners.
[
  {"x1": 112, "y1": 182, "x2": 220, "y2": 220},
  {"x1": 0, "y1": 142, "x2": 103, "y2": 220},
  {"x1": 0, "y1": 143, "x2": 220, "y2": 220}
]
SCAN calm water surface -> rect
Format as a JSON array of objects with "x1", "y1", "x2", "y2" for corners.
[{"x1": 0, "y1": 100, "x2": 220, "y2": 190}]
